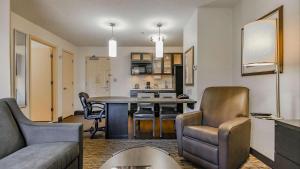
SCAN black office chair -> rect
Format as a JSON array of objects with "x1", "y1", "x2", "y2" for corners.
[
  {"x1": 78, "y1": 92, "x2": 105, "y2": 139},
  {"x1": 159, "y1": 93, "x2": 178, "y2": 138},
  {"x1": 133, "y1": 93, "x2": 155, "y2": 137}
]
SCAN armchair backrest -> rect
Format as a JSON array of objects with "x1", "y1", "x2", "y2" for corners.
[
  {"x1": 0, "y1": 99, "x2": 26, "y2": 159},
  {"x1": 200, "y1": 87, "x2": 249, "y2": 128}
]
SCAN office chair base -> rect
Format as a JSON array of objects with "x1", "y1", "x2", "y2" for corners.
[
  {"x1": 84, "y1": 127, "x2": 95, "y2": 134},
  {"x1": 90, "y1": 127, "x2": 105, "y2": 139}
]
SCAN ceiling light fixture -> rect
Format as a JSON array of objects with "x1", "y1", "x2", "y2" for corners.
[
  {"x1": 154, "y1": 23, "x2": 164, "y2": 58},
  {"x1": 109, "y1": 23, "x2": 117, "y2": 57}
]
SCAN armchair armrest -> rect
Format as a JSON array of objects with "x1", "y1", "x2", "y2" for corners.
[
  {"x1": 218, "y1": 117, "x2": 251, "y2": 169},
  {"x1": 175, "y1": 111, "x2": 202, "y2": 156}
]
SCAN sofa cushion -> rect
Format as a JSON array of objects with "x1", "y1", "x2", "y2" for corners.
[
  {"x1": 0, "y1": 142, "x2": 79, "y2": 169},
  {"x1": 183, "y1": 126, "x2": 218, "y2": 145},
  {"x1": 0, "y1": 102, "x2": 25, "y2": 159}
]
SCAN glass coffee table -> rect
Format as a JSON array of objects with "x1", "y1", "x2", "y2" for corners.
[{"x1": 100, "y1": 146, "x2": 181, "y2": 169}]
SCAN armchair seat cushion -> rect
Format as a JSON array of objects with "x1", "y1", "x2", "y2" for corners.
[
  {"x1": 0, "y1": 142, "x2": 79, "y2": 169},
  {"x1": 183, "y1": 126, "x2": 219, "y2": 145}
]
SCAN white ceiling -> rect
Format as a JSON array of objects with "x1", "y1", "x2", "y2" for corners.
[{"x1": 11, "y1": 0, "x2": 239, "y2": 47}]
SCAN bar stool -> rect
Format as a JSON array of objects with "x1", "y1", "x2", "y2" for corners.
[
  {"x1": 133, "y1": 93, "x2": 155, "y2": 137},
  {"x1": 159, "y1": 93, "x2": 178, "y2": 138}
]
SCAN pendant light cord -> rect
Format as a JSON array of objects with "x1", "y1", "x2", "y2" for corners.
[
  {"x1": 110, "y1": 23, "x2": 115, "y2": 39},
  {"x1": 157, "y1": 23, "x2": 162, "y2": 41},
  {"x1": 159, "y1": 26, "x2": 161, "y2": 41}
]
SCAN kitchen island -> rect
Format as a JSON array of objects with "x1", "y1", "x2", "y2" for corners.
[{"x1": 88, "y1": 96, "x2": 196, "y2": 139}]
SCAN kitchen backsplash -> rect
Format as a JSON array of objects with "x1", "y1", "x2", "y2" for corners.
[{"x1": 131, "y1": 75, "x2": 174, "y2": 89}]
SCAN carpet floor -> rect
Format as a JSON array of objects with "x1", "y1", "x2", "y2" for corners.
[
  {"x1": 63, "y1": 115, "x2": 270, "y2": 169},
  {"x1": 83, "y1": 138, "x2": 270, "y2": 169}
]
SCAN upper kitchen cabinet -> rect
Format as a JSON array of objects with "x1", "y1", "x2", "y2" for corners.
[
  {"x1": 153, "y1": 58, "x2": 162, "y2": 74},
  {"x1": 131, "y1": 53, "x2": 153, "y2": 75},
  {"x1": 131, "y1": 53, "x2": 153, "y2": 63},
  {"x1": 173, "y1": 53, "x2": 183, "y2": 65},
  {"x1": 163, "y1": 54, "x2": 173, "y2": 74},
  {"x1": 130, "y1": 52, "x2": 183, "y2": 75}
]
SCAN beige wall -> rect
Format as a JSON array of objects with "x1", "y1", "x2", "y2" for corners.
[
  {"x1": 197, "y1": 7, "x2": 233, "y2": 101},
  {"x1": 11, "y1": 12, "x2": 78, "y2": 119},
  {"x1": 183, "y1": 7, "x2": 233, "y2": 110},
  {"x1": 232, "y1": 0, "x2": 300, "y2": 160},
  {"x1": 183, "y1": 10, "x2": 199, "y2": 109},
  {"x1": 0, "y1": 0, "x2": 11, "y2": 98}
]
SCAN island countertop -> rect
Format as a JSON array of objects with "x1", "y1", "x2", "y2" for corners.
[{"x1": 88, "y1": 96, "x2": 196, "y2": 104}]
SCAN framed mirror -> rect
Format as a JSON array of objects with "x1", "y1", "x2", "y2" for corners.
[
  {"x1": 241, "y1": 6, "x2": 283, "y2": 76},
  {"x1": 14, "y1": 30, "x2": 27, "y2": 107}
]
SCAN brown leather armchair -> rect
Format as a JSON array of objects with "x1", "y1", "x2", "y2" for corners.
[{"x1": 176, "y1": 87, "x2": 251, "y2": 169}]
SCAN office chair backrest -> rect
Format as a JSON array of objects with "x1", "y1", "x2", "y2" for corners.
[{"x1": 78, "y1": 92, "x2": 92, "y2": 118}]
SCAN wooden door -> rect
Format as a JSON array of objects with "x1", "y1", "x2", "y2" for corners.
[
  {"x1": 86, "y1": 57, "x2": 111, "y2": 97},
  {"x1": 62, "y1": 51, "x2": 74, "y2": 118},
  {"x1": 30, "y1": 40, "x2": 53, "y2": 121}
]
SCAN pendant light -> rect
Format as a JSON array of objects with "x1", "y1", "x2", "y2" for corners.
[
  {"x1": 155, "y1": 23, "x2": 164, "y2": 58},
  {"x1": 109, "y1": 23, "x2": 117, "y2": 57}
]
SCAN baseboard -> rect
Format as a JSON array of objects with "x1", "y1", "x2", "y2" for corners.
[
  {"x1": 57, "y1": 116, "x2": 63, "y2": 123},
  {"x1": 74, "y1": 110, "x2": 84, "y2": 116},
  {"x1": 250, "y1": 148, "x2": 274, "y2": 168}
]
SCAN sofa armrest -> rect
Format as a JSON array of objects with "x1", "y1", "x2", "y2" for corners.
[
  {"x1": 21, "y1": 122, "x2": 83, "y2": 169},
  {"x1": 218, "y1": 117, "x2": 251, "y2": 169},
  {"x1": 21, "y1": 122, "x2": 82, "y2": 145},
  {"x1": 175, "y1": 111, "x2": 202, "y2": 156}
]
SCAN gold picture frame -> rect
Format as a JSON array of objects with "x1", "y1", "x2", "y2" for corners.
[{"x1": 185, "y1": 46, "x2": 194, "y2": 86}]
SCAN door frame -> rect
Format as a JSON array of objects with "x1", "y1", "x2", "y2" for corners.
[
  {"x1": 29, "y1": 35, "x2": 58, "y2": 121},
  {"x1": 62, "y1": 49, "x2": 74, "y2": 119}
]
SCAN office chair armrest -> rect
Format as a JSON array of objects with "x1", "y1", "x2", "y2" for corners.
[
  {"x1": 218, "y1": 117, "x2": 251, "y2": 169},
  {"x1": 90, "y1": 101, "x2": 105, "y2": 106},
  {"x1": 175, "y1": 111, "x2": 202, "y2": 155},
  {"x1": 91, "y1": 105, "x2": 104, "y2": 110}
]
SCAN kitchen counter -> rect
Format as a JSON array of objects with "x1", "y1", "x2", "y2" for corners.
[
  {"x1": 130, "y1": 89, "x2": 175, "y2": 91},
  {"x1": 89, "y1": 96, "x2": 196, "y2": 104},
  {"x1": 88, "y1": 96, "x2": 196, "y2": 139}
]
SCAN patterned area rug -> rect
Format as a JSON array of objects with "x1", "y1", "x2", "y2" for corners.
[{"x1": 83, "y1": 138, "x2": 270, "y2": 169}]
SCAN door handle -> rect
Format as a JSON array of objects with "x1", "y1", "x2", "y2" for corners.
[{"x1": 63, "y1": 87, "x2": 67, "y2": 90}]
